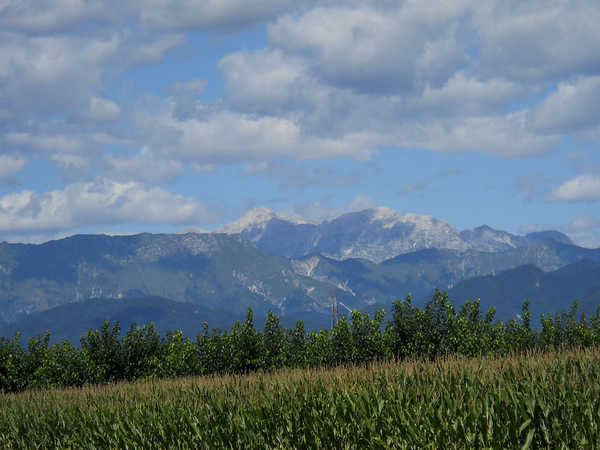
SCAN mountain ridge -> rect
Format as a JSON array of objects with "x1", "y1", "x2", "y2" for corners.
[
  {"x1": 218, "y1": 206, "x2": 575, "y2": 262},
  {"x1": 0, "y1": 208, "x2": 595, "y2": 331}
]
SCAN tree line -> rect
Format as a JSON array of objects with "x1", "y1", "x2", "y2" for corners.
[{"x1": 1, "y1": 290, "x2": 600, "y2": 393}]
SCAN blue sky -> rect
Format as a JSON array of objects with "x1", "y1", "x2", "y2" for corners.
[{"x1": 0, "y1": 0, "x2": 599, "y2": 246}]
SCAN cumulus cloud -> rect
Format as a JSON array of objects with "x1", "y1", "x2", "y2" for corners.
[
  {"x1": 137, "y1": 102, "x2": 379, "y2": 163},
  {"x1": 533, "y1": 76, "x2": 600, "y2": 133},
  {"x1": 88, "y1": 96, "x2": 121, "y2": 121},
  {"x1": 0, "y1": 30, "x2": 181, "y2": 126},
  {"x1": 219, "y1": 50, "x2": 305, "y2": 111},
  {"x1": 551, "y1": 175, "x2": 600, "y2": 202},
  {"x1": 108, "y1": 147, "x2": 183, "y2": 184},
  {"x1": 0, "y1": 0, "x2": 109, "y2": 33},
  {"x1": 133, "y1": 0, "x2": 302, "y2": 31},
  {"x1": 418, "y1": 72, "x2": 522, "y2": 115},
  {"x1": 1, "y1": 0, "x2": 298, "y2": 34},
  {"x1": 6, "y1": 132, "x2": 83, "y2": 153},
  {"x1": 4, "y1": 0, "x2": 599, "y2": 183},
  {"x1": 2, "y1": 0, "x2": 600, "y2": 238},
  {"x1": 0, "y1": 178, "x2": 216, "y2": 234},
  {"x1": 473, "y1": 0, "x2": 600, "y2": 82},
  {"x1": 0, "y1": 32, "x2": 118, "y2": 116},
  {"x1": 394, "y1": 113, "x2": 560, "y2": 157},
  {"x1": 269, "y1": 3, "x2": 470, "y2": 93},
  {"x1": 0, "y1": 154, "x2": 27, "y2": 179}
]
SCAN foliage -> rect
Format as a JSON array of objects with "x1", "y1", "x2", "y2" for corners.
[{"x1": 1, "y1": 291, "x2": 600, "y2": 393}]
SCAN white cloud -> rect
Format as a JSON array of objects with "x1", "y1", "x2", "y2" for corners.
[
  {"x1": 551, "y1": 175, "x2": 600, "y2": 202},
  {"x1": 164, "y1": 110, "x2": 301, "y2": 160},
  {"x1": 0, "y1": 30, "x2": 181, "y2": 128},
  {"x1": 419, "y1": 72, "x2": 522, "y2": 115},
  {"x1": 1, "y1": 0, "x2": 600, "y2": 202},
  {"x1": 0, "y1": 154, "x2": 27, "y2": 179},
  {"x1": 0, "y1": 178, "x2": 216, "y2": 234},
  {"x1": 393, "y1": 113, "x2": 560, "y2": 157},
  {"x1": 533, "y1": 76, "x2": 600, "y2": 133},
  {"x1": 0, "y1": 32, "x2": 117, "y2": 115},
  {"x1": 6, "y1": 132, "x2": 83, "y2": 153},
  {"x1": 138, "y1": 102, "x2": 380, "y2": 163},
  {"x1": 89, "y1": 96, "x2": 121, "y2": 121},
  {"x1": 133, "y1": 0, "x2": 301, "y2": 31},
  {"x1": 219, "y1": 50, "x2": 305, "y2": 111},
  {"x1": 1, "y1": 0, "x2": 303, "y2": 34},
  {"x1": 108, "y1": 147, "x2": 183, "y2": 184},
  {"x1": 269, "y1": 3, "x2": 470, "y2": 94},
  {"x1": 473, "y1": 0, "x2": 600, "y2": 82},
  {"x1": 0, "y1": 0, "x2": 109, "y2": 33}
]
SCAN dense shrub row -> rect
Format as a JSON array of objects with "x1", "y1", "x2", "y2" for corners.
[{"x1": 1, "y1": 290, "x2": 599, "y2": 393}]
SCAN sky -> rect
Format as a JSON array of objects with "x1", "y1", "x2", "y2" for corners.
[{"x1": 0, "y1": 0, "x2": 599, "y2": 247}]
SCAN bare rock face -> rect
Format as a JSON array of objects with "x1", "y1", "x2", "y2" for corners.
[{"x1": 219, "y1": 206, "x2": 574, "y2": 263}]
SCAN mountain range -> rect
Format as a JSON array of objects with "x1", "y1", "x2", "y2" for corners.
[
  {"x1": 1, "y1": 207, "x2": 599, "y2": 341},
  {"x1": 219, "y1": 206, "x2": 575, "y2": 263}
]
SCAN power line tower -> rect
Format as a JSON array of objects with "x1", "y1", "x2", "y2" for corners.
[{"x1": 330, "y1": 287, "x2": 338, "y2": 329}]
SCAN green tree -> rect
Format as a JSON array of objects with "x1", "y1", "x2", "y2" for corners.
[
  {"x1": 231, "y1": 307, "x2": 263, "y2": 373},
  {"x1": 80, "y1": 320, "x2": 125, "y2": 382},
  {"x1": 287, "y1": 319, "x2": 307, "y2": 367},
  {"x1": 263, "y1": 310, "x2": 286, "y2": 370}
]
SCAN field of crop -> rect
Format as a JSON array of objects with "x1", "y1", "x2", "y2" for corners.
[{"x1": 1, "y1": 347, "x2": 598, "y2": 448}]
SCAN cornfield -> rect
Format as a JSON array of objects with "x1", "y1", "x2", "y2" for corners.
[{"x1": 1, "y1": 347, "x2": 598, "y2": 448}]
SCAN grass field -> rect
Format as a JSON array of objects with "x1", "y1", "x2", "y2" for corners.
[{"x1": 1, "y1": 347, "x2": 598, "y2": 448}]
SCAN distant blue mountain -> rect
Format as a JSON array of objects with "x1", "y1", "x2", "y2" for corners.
[{"x1": 0, "y1": 208, "x2": 597, "y2": 338}]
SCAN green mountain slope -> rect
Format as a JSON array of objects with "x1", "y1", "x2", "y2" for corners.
[
  {"x1": 1, "y1": 232, "x2": 599, "y2": 332},
  {"x1": 291, "y1": 244, "x2": 600, "y2": 310},
  {"x1": 0, "y1": 233, "x2": 339, "y2": 324},
  {"x1": 447, "y1": 260, "x2": 600, "y2": 321}
]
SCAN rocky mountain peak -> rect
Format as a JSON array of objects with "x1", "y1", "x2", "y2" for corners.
[
  {"x1": 214, "y1": 206, "x2": 583, "y2": 263},
  {"x1": 220, "y1": 207, "x2": 276, "y2": 233},
  {"x1": 218, "y1": 207, "x2": 313, "y2": 235}
]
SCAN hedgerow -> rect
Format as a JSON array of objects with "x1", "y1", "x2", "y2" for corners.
[{"x1": 1, "y1": 290, "x2": 599, "y2": 393}]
